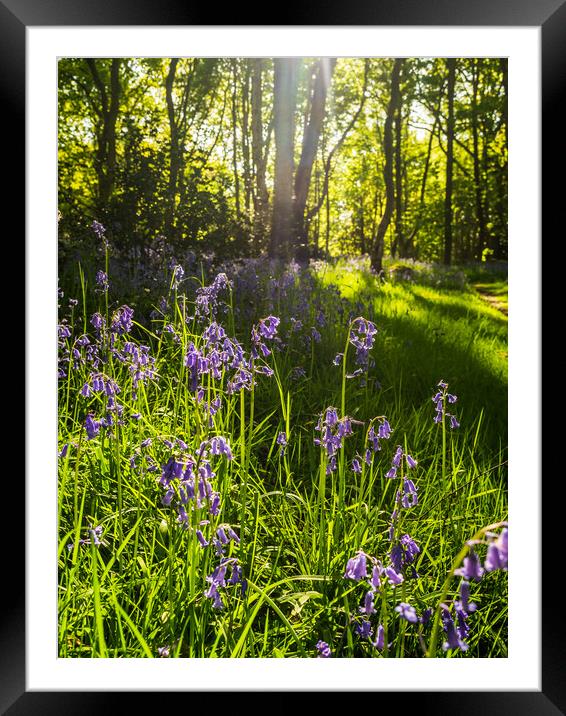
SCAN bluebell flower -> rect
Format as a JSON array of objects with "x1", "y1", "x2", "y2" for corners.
[
  {"x1": 401, "y1": 478, "x2": 418, "y2": 508},
  {"x1": 344, "y1": 551, "x2": 368, "y2": 581},
  {"x1": 204, "y1": 582, "x2": 224, "y2": 610},
  {"x1": 373, "y1": 624, "x2": 385, "y2": 650},
  {"x1": 85, "y1": 414, "x2": 100, "y2": 440},
  {"x1": 406, "y1": 454, "x2": 417, "y2": 469},
  {"x1": 355, "y1": 619, "x2": 373, "y2": 639},
  {"x1": 395, "y1": 602, "x2": 418, "y2": 623},
  {"x1": 359, "y1": 590, "x2": 376, "y2": 616},
  {"x1": 95, "y1": 270, "x2": 109, "y2": 292},
  {"x1": 385, "y1": 566, "x2": 404, "y2": 586},
  {"x1": 369, "y1": 564, "x2": 382, "y2": 591},
  {"x1": 455, "y1": 549, "x2": 484, "y2": 581},
  {"x1": 91, "y1": 220, "x2": 106, "y2": 240},
  {"x1": 196, "y1": 529, "x2": 209, "y2": 548},
  {"x1": 441, "y1": 604, "x2": 468, "y2": 651},
  {"x1": 485, "y1": 528, "x2": 508, "y2": 572},
  {"x1": 316, "y1": 640, "x2": 332, "y2": 658}
]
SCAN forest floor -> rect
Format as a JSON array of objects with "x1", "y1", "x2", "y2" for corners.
[{"x1": 57, "y1": 256, "x2": 508, "y2": 659}]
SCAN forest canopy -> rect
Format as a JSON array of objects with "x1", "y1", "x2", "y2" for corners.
[{"x1": 58, "y1": 57, "x2": 508, "y2": 271}]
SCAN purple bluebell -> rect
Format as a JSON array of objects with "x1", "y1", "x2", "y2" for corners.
[
  {"x1": 91, "y1": 220, "x2": 106, "y2": 240},
  {"x1": 395, "y1": 602, "x2": 418, "y2": 623},
  {"x1": 401, "y1": 478, "x2": 418, "y2": 508},
  {"x1": 485, "y1": 528, "x2": 508, "y2": 572},
  {"x1": 373, "y1": 624, "x2": 385, "y2": 650},
  {"x1": 455, "y1": 549, "x2": 484, "y2": 582},
  {"x1": 344, "y1": 551, "x2": 368, "y2": 581},
  {"x1": 95, "y1": 270, "x2": 109, "y2": 292},
  {"x1": 111, "y1": 305, "x2": 134, "y2": 336},
  {"x1": 359, "y1": 590, "x2": 376, "y2": 616},
  {"x1": 209, "y1": 493, "x2": 221, "y2": 516},
  {"x1": 171, "y1": 264, "x2": 184, "y2": 290},
  {"x1": 355, "y1": 619, "x2": 373, "y2": 639},
  {"x1": 406, "y1": 454, "x2": 417, "y2": 469},
  {"x1": 316, "y1": 640, "x2": 332, "y2": 658},
  {"x1": 351, "y1": 458, "x2": 362, "y2": 474},
  {"x1": 378, "y1": 419, "x2": 392, "y2": 440},
  {"x1": 441, "y1": 605, "x2": 468, "y2": 651},
  {"x1": 276, "y1": 431, "x2": 287, "y2": 456},
  {"x1": 385, "y1": 566, "x2": 404, "y2": 586},
  {"x1": 208, "y1": 436, "x2": 233, "y2": 460},
  {"x1": 392, "y1": 446, "x2": 403, "y2": 467},
  {"x1": 349, "y1": 317, "x2": 378, "y2": 372},
  {"x1": 369, "y1": 564, "x2": 382, "y2": 591},
  {"x1": 432, "y1": 380, "x2": 460, "y2": 429},
  {"x1": 85, "y1": 414, "x2": 100, "y2": 440},
  {"x1": 58, "y1": 324, "x2": 71, "y2": 340},
  {"x1": 204, "y1": 582, "x2": 224, "y2": 610}
]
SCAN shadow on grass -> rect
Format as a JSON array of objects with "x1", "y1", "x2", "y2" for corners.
[{"x1": 318, "y1": 274, "x2": 508, "y2": 454}]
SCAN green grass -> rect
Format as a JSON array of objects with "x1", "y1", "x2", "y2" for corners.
[{"x1": 58, "y1": 256, "x2": 508, "y2": 658}]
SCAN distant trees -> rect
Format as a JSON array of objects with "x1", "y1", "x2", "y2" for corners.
[{"x1": 58, "y1": 57, "x2": 508, "y2": 267}]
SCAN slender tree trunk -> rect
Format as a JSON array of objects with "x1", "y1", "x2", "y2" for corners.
[
  {"x1": 393, "y1": 99, "x2": 404, "y2": 258},
  {"x1": 270, "y1": 58, "x2": 299, "y2": 259},
  {"x1": 495, "y1": 58, "x2": 508, "y2": 260},
  {"x1": 86, "y1": 58, "x2": 122, "y2": 211},
  {"x1": 165, "y1": 58, "x2": 179, "y2": 238},
  {"x1": 241, "y1": 61, "x2": 252, "y2": 217},
  {"x1": 325, "y1": 182, "x2": 330, "y2": 256},
  {"x1": 231, "y1": 60, "x2": 241, "y2": 222},
  {"x1": 306, "y1": 60, "x2": 369, "y2": 228},
  {"x1": 443, "y1": 58, "x2": 456, "y2": 265},
  {"x1": 371, "y1": 58, "x2": 403, "y2": 273},
  {"x1": 359, "y1": 202, "x2": 366, "y2": 255},
  {"x1": 407, "y1": 113, "x2": 438, "y2": 249},
  {"x1": 472, "y1": 59, "x2": 488, "y2": 260},
  {"x1": 251, "y1": 59, "x2": 269, "y2": 251},
  {"x1": 293, "y1": 58, "x2": 337, "y2": 260}
]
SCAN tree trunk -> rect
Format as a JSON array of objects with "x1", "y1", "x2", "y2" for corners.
[
  {"x1": 472, "y1": 59, "x2": 488, "y2": 260},
  {"x1": 86, "y1": 58, "x2": 122, "y2": 212},
  {"x1": 495, "y1": 58, "x2": 508, "y2": 259},
  {"x1": 241, "y1": 61, "x2": 252, "y2": 217},
  {"x1": 371, "y1": 58, "x2": 403, "y2": 273},
  {"x1": 270, "y1": 58, "x2": 299, "y2": 259},
  {"x1": 443, "y1": 58, "x2": 456, "y2": 265},
  {"x1": 165, "y1": 58, "x2": 179, "y2": 238},
  {"x1": 231, "y1": 60, "x2": 241, "y2": 223},
  {"x1": 251, "y1": 59, "x2": 269, "y2": 251},
  {"x1": 393, "y1": 96, "x2": 403, "y2": 258},
  {"x1": 293, "y1": 58, "x2": 337, "y2": 260}
]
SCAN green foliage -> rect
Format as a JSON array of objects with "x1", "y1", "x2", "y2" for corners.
[
  {"x1": 58, "y1": 257, "x2": 507, "y2": 658},
  {"x1": 58, "y1": 57, "x2": 507, "y2": 270}
]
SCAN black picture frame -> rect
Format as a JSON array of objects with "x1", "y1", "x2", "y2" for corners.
[{"x1": 9, "y1": 0, "x2": 560, "y2": 711}]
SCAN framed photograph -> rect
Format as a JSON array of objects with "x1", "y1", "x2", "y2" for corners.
[{"x1": 8, "y1": 0, "x2": 560, "y2": 710}]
